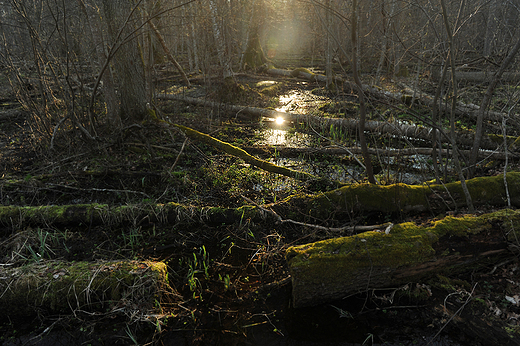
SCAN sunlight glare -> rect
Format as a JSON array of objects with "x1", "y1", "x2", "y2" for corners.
[{"x1": 275, "y1": 116, "x2": 285, "y2": 125}]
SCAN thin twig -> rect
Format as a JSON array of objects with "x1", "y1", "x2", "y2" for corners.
[
  {"x1": 241, "y1": 195, "x2": 392, "y2": 235},
  {"x1": 47, "y1": 183, "x2": 151, "y2": 199},
  {"x1": 426, "y1": 283, "x2": 478, "y2": 346},
  {"x1": 170, "y1": 137, "x2": 188, "y2": 173}
]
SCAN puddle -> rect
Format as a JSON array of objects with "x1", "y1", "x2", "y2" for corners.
[
  {"x1": 254, "y1": 88, "x2": 437, "y2": 186},
  {"x1": 256, "y1": 118, "x2": 313, "y2": 147},
  {"x1": 275, "y1": 89, "x2": 329, "y2": 114},
  {"x1": 257, "y1": 89, "x2": 329, "y2": 146},
  {"x1": 261, "y1": 128, "x2": 287, "y2": 146}
]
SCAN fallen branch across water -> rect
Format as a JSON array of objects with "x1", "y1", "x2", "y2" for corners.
[{"x1": 157, "y1": 93, "x2": 501, "y2": 151}]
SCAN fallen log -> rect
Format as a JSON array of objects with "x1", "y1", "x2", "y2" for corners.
[
  {"x1": 170, "y1": 123, "x2": 321, "y2": 182},
  {"x1": 0, "y1": 260, "x2": 169, "y2": 319},
  {"x1": 436, "y1": 70, "x2": 520, "y2": 83},
  {"x1": 2, "y1": 173, "x2": 518, "y2": 234},
  {"x1": 286, "y1": 209, "x2": 520, "y2": 308},
  {"x1": 157, "y1": 93, "x2": 501, "y2": 151},
  {"x1": 265, "y1": 67, "x2": 519, "y2": 123},
  {"x1": 274, "y1": 172, "x2": 520, "y2": 219},
  {"x1": 0, "y1": 203, "x2": 262, "y2": 235},
  {"x1": 244, "y1": 145, "x2": 511, "y2": 160}
]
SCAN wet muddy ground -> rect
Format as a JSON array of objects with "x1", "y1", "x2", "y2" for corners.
[{"x1": 1, "y1": 75, "x2": 520, "y2": 345}]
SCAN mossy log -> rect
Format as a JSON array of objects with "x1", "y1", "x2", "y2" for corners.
[
  {"x1": 0, "y1": 203, "x2": 262, "y2": 235},
  {"x1": 0, "y1": 260, "x2": 169, "y2": 319},
  {"x1": 2, "y1": 173, "x2": 518, "y2": 234},
  {"x1": 286, "y1": 209, "x2": 520, "y2": 308},
  {"x1": 171, "y1": 123, "x2": 321, "y2": 182},
  {"x1": 275, "y1": 172, "x2": 520, "y2": 219}
]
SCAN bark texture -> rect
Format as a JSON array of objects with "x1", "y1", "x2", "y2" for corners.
[
  {"x1": 0, "y1": 260, "x2": 168, "y2": 319},
  {"x1": 275, "y1": 172, "x2": 520, "y2": 220},
  {"x1": 287, "y1": 209, "x2": 519, "y2": 308}
]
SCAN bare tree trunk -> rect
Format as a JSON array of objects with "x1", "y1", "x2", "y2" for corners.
[
  {"x1": 148, "y1": 20, "x2": 191, "y2": 87},
  {"x1": 189, "y1": 3, "x2": 200, "y2": 72},
  {"x1": 241, "y1": 0, "x2": 267, "y2": 70},
  {"x1": 239, "y1": 0, "x2": 256, "y2": 69},
  {"x1": 440, "y1": 0, "x2": 474, "y2": 213},
  {"x1": 143, "y1": 1, "x2": 154, "y2": 105},
  {"x1": 208, "y1": 0, "x2": 233, "y2": 78},
  {"x1": 325, "y1": 0, "x2": 333, "y2": 89},
  {"x1": 352, "y1": 0, "x2": 376, "y2": 184},
  {"x1": 79, "y1": 0, "x2": 120, "y2": 127},
  {"x1": 469, "y1": 35, "x2": 520, "y2": 174},
  {"x1": 431, "y1": 56, "x2": 449, "y2": 183},
  {"x1": 375, "y1": 0, "x2": 395, "y2": 81},
  {"x1": 483, "y1": 0, "x2": 497, "y2": 56},
  {"x1": 103, "y1": 0, "x2": 147, "y2": 121}
]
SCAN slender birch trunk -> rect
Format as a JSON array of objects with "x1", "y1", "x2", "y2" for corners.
[
  {"x1": 440, "y1": 0, "x2": 474, "y2": 213},
  {"x1": 208, "y1": 0, "x2": 233, "y2": 78},
  {"x1": 352, "y1": 0, "x2": 376, "y2": 184}
]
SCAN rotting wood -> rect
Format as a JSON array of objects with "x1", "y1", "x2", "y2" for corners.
[
  {"x1": 286, "y1": 209, "x2": 520, "y2": 308},
  {"x1": 0, "y1": 260, "x2": 170, "y2": 319}
]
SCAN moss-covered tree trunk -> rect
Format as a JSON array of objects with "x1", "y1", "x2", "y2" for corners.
[
  {"x1": 242, "y1": 27, "x2": 267, "y2": 69},
  {"x1": 287, "y1": 209, "x2": 519, "y2": 308},
  {"x1": 0, "y1": 202, "x2": 262, "y2": 236},
  {"x1": 0, "y1": 260, "x2": 169, "y2": 319},
  {"x1": 2, "y1": 173, "x2": 519, "y2": 235},
  {"x1": 274, "y1": 172, "x2": 520, "y2": 220}
]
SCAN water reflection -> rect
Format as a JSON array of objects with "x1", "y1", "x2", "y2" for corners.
[
  {"x1": 276, "y1": 91, "x2": 299, "y2": 113},
  {"x1": 263, "y1": 128, "x2": 287, "y2": 146}
]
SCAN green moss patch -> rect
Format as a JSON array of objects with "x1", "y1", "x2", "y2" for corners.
[
  {"x1": 287, "y1": 209, "x2": 520, "y2": 307},
  {"x1": 278, "y1": 172, "x2": 520, "y2": 221}
]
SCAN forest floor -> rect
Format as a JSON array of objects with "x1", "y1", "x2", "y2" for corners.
[{"x1": 1, "y1": 70, "x2": 520, "y2": 345}]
